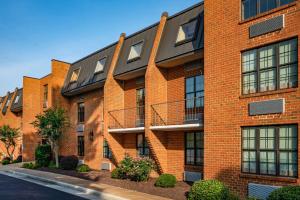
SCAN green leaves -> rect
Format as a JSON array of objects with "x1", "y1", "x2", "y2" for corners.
[
  {"x1": 31, "y1": 107, "x2": 69, "y2": 142},
  {"x1": 0, "y1": 125, "x2": 20, "y2": 159}
]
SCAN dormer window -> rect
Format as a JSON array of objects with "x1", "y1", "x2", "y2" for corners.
[
  {"x1": 128, "y1": 41, "x2": 143, "y2": 62},
  {"x1": 14, "y1": 95, "x2": 20, "y2": 104},
  {"x1": 5, "y1": 99, "x2": 10, "y2": 107},
  {"x1": 95, "y1": 58, "x2": 106, "y2": 74},
  {"x1": 176, "y1": 19, "x2": 198, "y2": 44},
  {"x1": 70, "y1": 68, "x2": 80, "y2": 83}
]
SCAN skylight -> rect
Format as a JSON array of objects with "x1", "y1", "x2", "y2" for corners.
[
  {"x1": 70, "y1": 68, "x2": 80, "y2": 83},
  {"x1": 95, "y1": 58, "x2": 106, "y2": 74},
  {"x1": 128, "y1": 42, "x2": 143, "y2": 62},
  {"x1": 176, "y1": 19, "x2": 198, "y2": 44}
]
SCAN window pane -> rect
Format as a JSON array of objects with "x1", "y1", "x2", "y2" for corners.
[
  {"x1": 279, "y1": 126, "x2": 297, "y2": 150},
  {"x1": 242, "y1": 151, "x2": 256, "y2": 173},
  {"x1": 243, "y1": 73, "x2": 257, "y2": 94},
  {"x1": 137, "y1": 134, "x2": 143, "y2": 148},
  {"x1": 186, "y1": 133, "x2": 194, "y2": 148},
  {"x1": 260, "y1": 127, "x2": 275, "y2": 149},
  {"x1": 128, "y1": 42, "x2": 143, "y2": 61},
  {"x1": 243, "y1": 128, "x2": 256, "y2": 149},
  {"x1": 70, "y1": 69, "x2": 80, "y2": 82},
  {"x1": 259, "y1": 46, "x2": 275, "y2": 69},
  {"x1": 280, "y1": 0, "x2": 295, "y2": 6},
  {"x1": 186, "y1": 149, "x2": 194, "y2": 165},
  {"x1": 260, "y1": 69, "x2": 276, "y2": 92},
  {"x1": 242, "y1": 0, "x2": 257, "y2": 20},
  {"x1": 196, "y1": 75, "x2": 204, "y2": 91},
  {"x1": 186, "y1": 94, "x2": 195, "y2": 109},
  {"x1": 279, "y1": 39, "x2": 297, "y2": 65},
  {"x1": 176, "y1": 20, "x2": 197, "y2": 43},
  {"x1": 186, "y1": 77, "x2": 194, "y2": 93},
  {"x1": 95, "y1": 58, "x2": 106, "y2": 73},
  {"x1": 196, "y1": 149, "x2": 203, "y2": 165},
  {"x1": 196, "y1": 92, "x2": 204, "y2": 107},
  {"x1": 260, "y1": 151, "x2": 276, "y2": 175},
  {"x1": 195, "y1": 132, "x2": 204, "y2": 148},
  {"x1": 260, "y1": 0, "x2": 277, "y2": 13},
  {"x1": 242, "y1": 50, "x2": 257, "y2": 72},
  {"x1": 279, "y1": 64, "x2": 298, "y2": 89}
]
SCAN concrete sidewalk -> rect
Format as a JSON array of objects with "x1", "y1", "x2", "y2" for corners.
[{"x1": 0, "y1": 164, "x2": 171, "y2": 200}]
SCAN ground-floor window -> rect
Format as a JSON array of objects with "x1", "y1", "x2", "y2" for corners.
[
  {"x1": 137, "y1": 133, "x2": 149, "y2": 157},
  {"x1": 78, "y1": 136, "x2": 84, "y2": 157},
  {"x1": 242, "y1": 125, "x2": 298, "y2": 177},
  {"x1": 185, "y1": 132, "x2": 204, "y2": 166},
  {"x1": 103, "y1": 139, "x2": 112, "y2": 159}
]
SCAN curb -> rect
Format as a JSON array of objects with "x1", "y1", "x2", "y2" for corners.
[{"x1": 0, "y1": 170, "x2": 128, "y2": 200}]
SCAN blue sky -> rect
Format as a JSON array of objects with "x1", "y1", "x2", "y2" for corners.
[{"x1": 0, "y1": 0, "x2": 200, "y2": 95}]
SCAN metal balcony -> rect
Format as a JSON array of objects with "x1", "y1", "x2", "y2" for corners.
[
  {"x1": 108, "y1": 106, "x2": 145, "y2": 133},
  {"x1": 150, "y1": 97, "x2": 204, "y2": 131}
]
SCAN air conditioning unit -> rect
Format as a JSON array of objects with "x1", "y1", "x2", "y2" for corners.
[
  {"x1": 77, "y1": 124, "x2": 85, "y2": 133},
  {"x1": 248, "y1": 183, "x2": 280, "y2": 200},
  {"x1": 184, "y1": 171, "x2": 202, "y2": 182},
  {"x1": 101, "y1": 162, "x2": 112, "y2": 171},
  {"x1": 78, "y1": 159, "x2": 84, "y2": 165}
]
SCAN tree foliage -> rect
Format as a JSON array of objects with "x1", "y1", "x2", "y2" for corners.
[
  {"x1": 0, "y1": 125, "x2": 20, "y2": 161},
  {"x1": 32, "y1": 107, "x2": 69, "y2": 167}
]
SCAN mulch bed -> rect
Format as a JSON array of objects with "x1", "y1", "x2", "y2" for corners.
[{"x1": 38, "y1": 168, "x2": 191, "y2": 200}]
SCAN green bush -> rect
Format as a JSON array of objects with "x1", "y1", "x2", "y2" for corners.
[
  {"x1": 127, "y1": 157, "x2": 155, "y2": 182},
  {"x1": 2, "y1": 159, "x2": 10, "y2": 165},
  {"x1": 267, "y1": 186, "x2": 300, "y2": 200},
  {"x1": 22, "y1": 162, "x2": 39, "y2": 169},
  {"x1": 188, "y1": 180, "x2": 230, "y2": 200},
  {"x1": 48, "y1": 160, "x2": 58, "y2": 169},
  {"x1": 111, "y1": 168, "x2": 123, "y2": 179},
  {"x1": 111, "y1": 156, "x2": 155, "y2": 182},
  {"x1": 76, "y1": 164, "x2": 90, "y2": 173},
  {"x1": 35, "y1": 144, "x2": 51, "y2": 167},
  {"x1": 60, "y1": 155, "x2": 79, "y2": 170},
  {"x1": 155, "y1": 174, "x2": 177, "y2": 188}
]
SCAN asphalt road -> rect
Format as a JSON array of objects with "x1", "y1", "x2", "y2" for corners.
[{"x1": 0, "y1": 174, "x2": 87, "y2": 200}]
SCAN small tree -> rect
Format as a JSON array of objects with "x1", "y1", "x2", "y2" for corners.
[
  {"x1": 32, "y1": 107, "x2": 69, "y2": 167},
  {"x1": 0, "y1": 125, "x2": 20, "y2": 161}
]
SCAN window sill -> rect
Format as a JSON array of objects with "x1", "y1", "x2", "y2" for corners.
[
  {"x1": 240, "y1": 173, "x2": 297, "y2": 183},
  {"x1": 239, "y1": 2, "x2": 297, "y2": 25},
  {"x1": 239, "y1": 88, "x2": 297, "y2": 99}
]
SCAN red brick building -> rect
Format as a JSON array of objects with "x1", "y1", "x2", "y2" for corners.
[{"x1": 0, "y1": 1, "x2": 299, "y2": 198}]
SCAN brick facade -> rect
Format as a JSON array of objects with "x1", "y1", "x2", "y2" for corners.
[
  {"x1": 204, "y1": 0, "x2": 300, "y2": 197},
  {"x1": 0, "y1": 1, "x2": 299, "y2": 198}
]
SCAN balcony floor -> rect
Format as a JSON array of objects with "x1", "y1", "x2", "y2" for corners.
[
  {"x1": 150, "y1": 123, "x2": 203, "y2": 131},
  {"x1": 108, "y1": 127, "x2": 145, "y2": 133}
]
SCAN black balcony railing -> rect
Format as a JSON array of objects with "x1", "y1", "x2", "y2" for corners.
[
  {"x1": 151, "y1": 97, "x2": 204, "y2": 126},
  {"x1": 108, "y1": 106, "x2": 145, "y2": 129}
]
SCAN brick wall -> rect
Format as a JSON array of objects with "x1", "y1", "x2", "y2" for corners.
[
  {"x1": 204, "y1": 0, "x2": 300, "y2": 196},
  {"x1": 0, "y1": 90, "x2": 23, "y2": 160}
]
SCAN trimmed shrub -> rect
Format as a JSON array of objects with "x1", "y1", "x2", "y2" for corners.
[
  {"x1": 77, "y1": 164, "x2": 90, "y2": 173},
  {"x1": 267, "y1": 186, "x2": 300, "y2": 200},
  {"x1": 35, "y1": 144, "x2": 51, "y2": 167},
  {"x1": 155, "y1": 174, "x2": 177, "y2": 188},
  {"x1": 22, "y1": 162, "x2": 39, "y2": 169},
  {"x1": 111, "y1": 168, "x2": 122, "y2": 179},
  {"x1": 188, "y1": 180, "x2": 230, "y2": 200},
  {"x1": 2, "y1": 159, "x2": 10, "y2": 165},
  {"x1": 111, "y1": 156, "x2": 156, "y2": 182},
  {"x1": 60, "y1": 155, "x2": 79, "y2": 170},
  {"x1": 127, "y1": 157, "x2": 155, "y2": 182}
]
